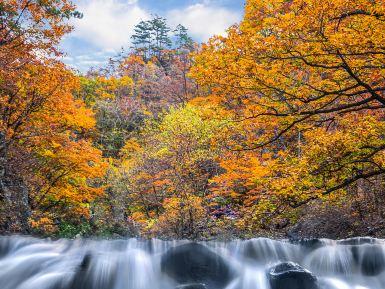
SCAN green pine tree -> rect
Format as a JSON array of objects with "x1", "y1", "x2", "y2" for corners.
[
  {"x1": 131, "y1": 20, "x2": 152, "y2": 60},
  {"x1": 149, "y1": 15, "x2": 172, "y2": 58},
  {"x1": 174, "y1": 24, "x2": 194, "y2": 51}
]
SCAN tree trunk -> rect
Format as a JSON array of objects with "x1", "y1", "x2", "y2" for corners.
[{"x1": 0, "y1": 132, "x2": 31, "y2": 233}]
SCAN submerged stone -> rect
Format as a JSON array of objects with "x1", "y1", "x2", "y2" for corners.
[
  {"x1": 70, "y1": 253, "x2": 117, "y2": 289},
  {"x1": 175, "y1": 283, "x2": 208, "y2": 289},
  {"x1": 359, "y1": 245, "x2": 385, "y2": 276},
  {"x1": 268, "y1": 262, "x2": 319, "y2": 289},
  {"x1": 161, "y1": 242, "x2": 233, "y2": 289},
  {"x1": 338, "y1": 237, "x2": 377, "y2": 246},
  {"x1": 243, "y1": 239, "x2": 291, "y2": 262}
]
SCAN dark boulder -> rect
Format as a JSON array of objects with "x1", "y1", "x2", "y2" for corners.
[
  {"x1": 70, "y1": 253, "x2": 117, "y2": 289},
  {"x1": 243, "y1": 239, "x2": 291, "y2": 263},
  {"x1": 0, "y1": 237, "x2": 12, "y2": 258},
  {"x1": 175, "y1": 284, "x2": 207, "y2": 289},
  {"x1": 290, "y1": 239, "x2": 324, "y2": 251},
  {"x1": 69, "y1": 254, "x2": 92, "y2": 289},
  {"x1": 268, "y1": 262, "x2": 319, "y2": 289},
  {"x1": 161, "y1": 243, "x2": 233, "y2": 289},
  {"x1": 359, "y1": 245, "x2": 385, "y2": 276}
]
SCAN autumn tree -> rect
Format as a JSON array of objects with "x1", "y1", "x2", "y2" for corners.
[
  {"x1": 190, "y1": 0, "x2": 385, "y2": 234},
  {"x1": 76, "y1": 75, "x2": 139, "y2": 158},
  {"x1": 109, "y1": 104, "x2": 235, "y2": 238},
  {"x1": 0, "y1": 0, "x2": 105, "y2": 234}
]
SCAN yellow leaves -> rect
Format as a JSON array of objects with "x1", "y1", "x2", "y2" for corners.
[
  {"x1": 142, "y1": 104, "x2": 234, "y2": 162},
  {"x1": 189, "y1": 0, "x2": 385, "y2": 228},
  {"x1": 77, "y1": 75, "x2": 134, "y2": 107},
  {"x1": 96, "y1": 76, "x2": 134, "y2": 100},
  {"x1": 62, "y1": 99, "x2": 96, "y2": 130},
  {"x1": 152, "y1": 194, "x2": 207, "y2": 237},
  {"x1": 40, "y1": 147, "x2": 55, "y2": 158},
  {"x1": 121, "y1": 139, "x2": 143, "y2": 157},
  {"x1": 29, "y1": 216, "x2": 57, "y2": 234},
  {"x1": 9, "y1": 64, "x2": 107, "y2": 220}
]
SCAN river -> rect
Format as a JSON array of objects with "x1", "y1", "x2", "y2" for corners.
[{"x1": 0, "y1": 236, "x2": 383, "y2": 289}]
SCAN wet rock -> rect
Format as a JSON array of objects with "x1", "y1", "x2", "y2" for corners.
[
  {"x1": 268, "y1": 262, "x2": 319, "y2": 289},
  {"x1": 338, "y1": 237, "x2": 377, "y2": 246},
  {"x1": 287, "y1": 206, "x2": 354, "y2": 240},
  {"x1": 175, "y1": 283, "x2": 207, "y2": 289},
  {"x1": 305, "y1": 245, "x2": 355, "y2": 275},
  {"x1": 161, "y1": 243, "x2": 233, "y2": 289},
  {"x1": 359, "y1": 245, "x2": 385, "y2": 276},
  {"x1": 69, "y1": 254, "x2": 92, "y2": 289},
  {"x1": 70, "y1": 254, "x2": 117, "y2": 289},
  {"x1": 0, "y1": 237, "x2": 12, "y2": 258},
  {"x1": 290, "y1": 239, "x2": 324, "y2": 251},
  {"x1": 243, "y1": 239, "x2": 292, "y2": 263}
]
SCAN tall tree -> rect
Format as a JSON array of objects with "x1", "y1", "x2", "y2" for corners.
[
  {"x1": 131, "y1": 16, "x2": 176, "y2": 62},
  {"x1": 131, "y1": 20, "x2": 152, "y2": 60},
  {"x1": 174, "y1": 24, "x2": 194, "y2": 51},
  {"x1": 149, "y1": 16, "x2": 172, "y2": 58},
  {"x1": 0, "y1": 0, "x2": 104, "y2": 234}
]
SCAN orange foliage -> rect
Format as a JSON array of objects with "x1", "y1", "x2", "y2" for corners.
[
  {"x1": 0, "y1": 0, "x2": 105, "y2": 233},
  {"x1": 190, "y1": 0, "x2": 385, "y2": 233}
]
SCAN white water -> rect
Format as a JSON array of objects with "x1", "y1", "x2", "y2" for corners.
[{"x1": 0, "y1": 236, "x2": 384, "y2": 289}]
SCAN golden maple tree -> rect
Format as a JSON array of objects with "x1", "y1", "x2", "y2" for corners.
[
  {"x1": 190, "y1": 0, "x2": 385, "y2": 233},
  {"x1": 0, "y1": 0, "x2": 105, "y2": 233}
]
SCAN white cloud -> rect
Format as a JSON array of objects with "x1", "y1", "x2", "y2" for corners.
[
  {"x1": 72, "y1": 0, "x2": 149, "y2": 50},
  {"x1": 63, "y1": 0, "x2": 243, "y2": 72},
  {"x1": 62, "y1": 48, "x2": 117, "y2": 72},
  {"x1": 167, "y1": 3, "x2": 242, "y2": 41}
]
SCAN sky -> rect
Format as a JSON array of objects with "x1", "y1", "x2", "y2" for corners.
[{"x1": 61, "y1": 0, "x2": 245, "y2": 72}]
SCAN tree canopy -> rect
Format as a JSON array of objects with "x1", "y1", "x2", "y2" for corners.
[{"x1": 2, "y1": 0, "x2": 385, "y2": 239}]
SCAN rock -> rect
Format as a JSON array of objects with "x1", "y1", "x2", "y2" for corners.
[
  {"x1": 268, "y1": 262, "x2": 319, "y2": 289},
  {"x1": 290, "y1": 239, "x2": 324, "y2": 251},
  {"x1": 69, "y1": 254, "x2": 92, "y2": 289},
  {"x1": 287, "y1": 206, "x2": 354, "y2": 240},
  {"x1": 338, "y1": 237, "x2": 377, "y2": 246},
  {"x1": 112, "y1": 233, "x2": 123, "y2": 239},
  {"x1": 70, "y1": 254, "x2": 117, "y2": 289},
  {"x1": 161, "y1": 243, "x2": 233, "y2": 289},
  {"x1": 243, "y1": 239, "x2": 291, "y2": 263},
  {"x1": 359, "y1": 245, "x2": 385, "y2": 276},
  {"x1": 0, "y1": 237, "x2": 12, "y2": 258},
  {"x1": 175, "y1": 284, "x2": 207, "y2": 289}
]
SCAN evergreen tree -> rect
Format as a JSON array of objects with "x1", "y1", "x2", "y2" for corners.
[
  {"x1": 174, "y1": 24, "x2": 194, "y2": 51},
  {"x1": 131, "y1": 16, "x2": 172, "y2": 61},
  {"x1": 131, "y1": 20, "x2": 152, "y2": 60},
  {"x1": 149, "y1": 15, "x2": 172, "y2": 58}
]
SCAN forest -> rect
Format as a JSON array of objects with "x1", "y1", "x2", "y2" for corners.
[{"x1": 1, "y1": 0, "x2": 385, "y2": 240}]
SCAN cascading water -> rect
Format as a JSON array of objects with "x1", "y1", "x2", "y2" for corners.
[{"x1": 0, "y1": 236, "x2": 384, "y2": 289}]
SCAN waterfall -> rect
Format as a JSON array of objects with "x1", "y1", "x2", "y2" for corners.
[{"x1": 0, "y1": 236, "x2": 384, "y2": 289}]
